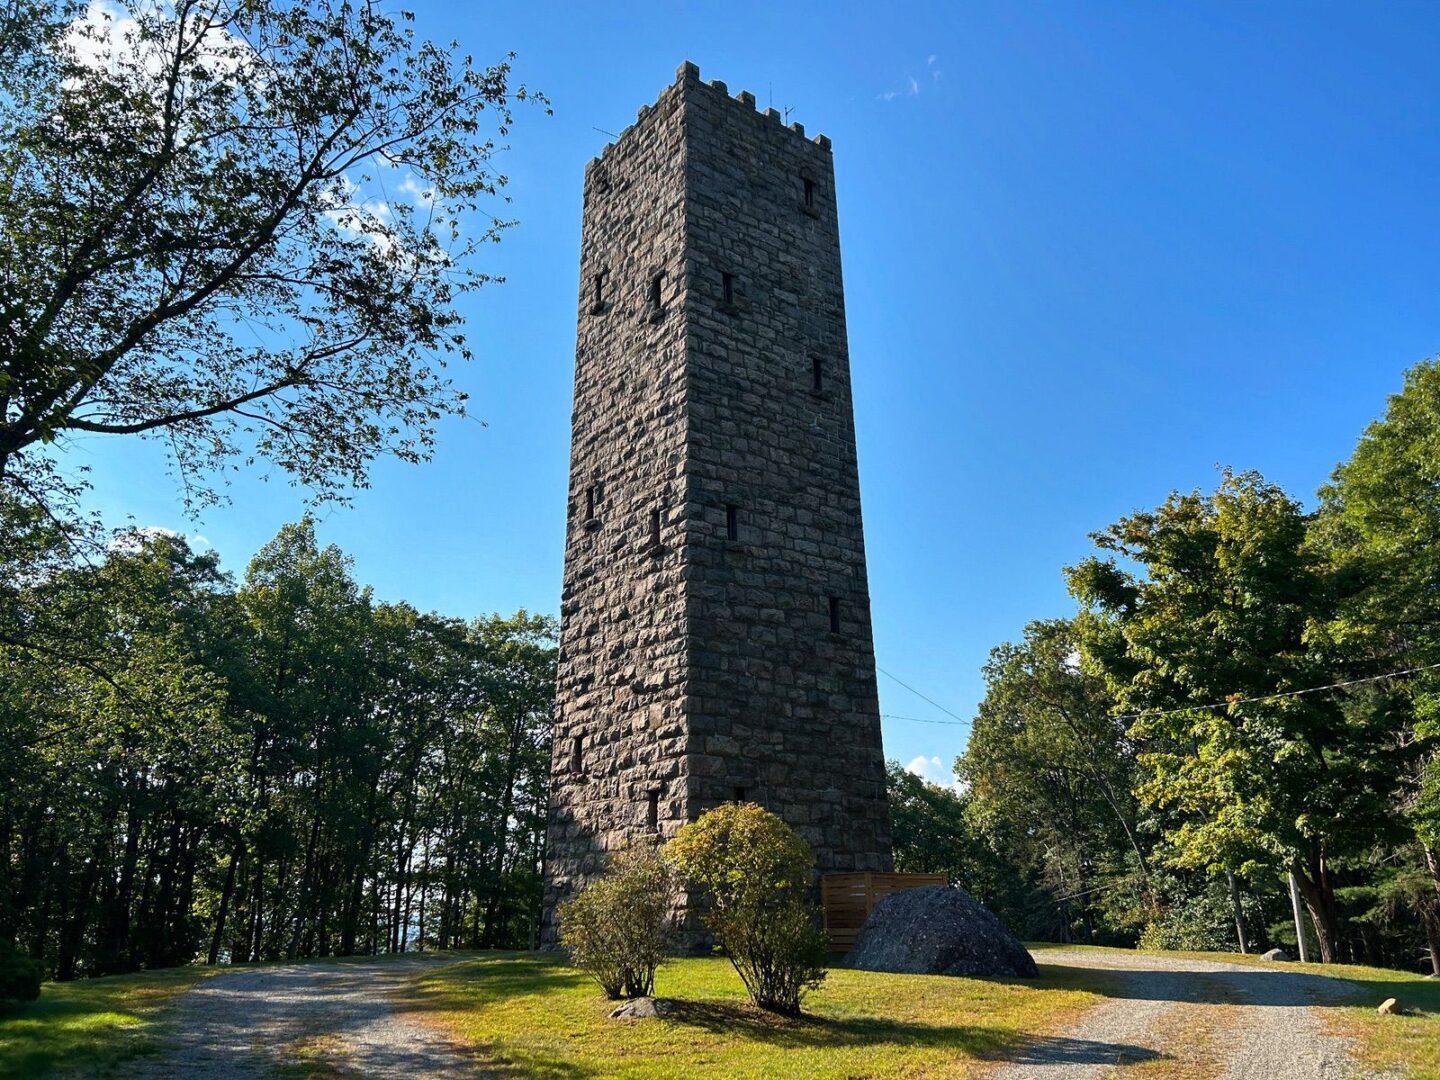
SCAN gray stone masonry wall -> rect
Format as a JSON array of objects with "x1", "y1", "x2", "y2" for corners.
[{"x1": 542, "y1": 62, "x2": 892, "y2": 945}]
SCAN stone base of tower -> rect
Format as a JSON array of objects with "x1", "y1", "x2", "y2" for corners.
[{"x1": 539, "y1": 788, "x2": 893, "y2": 951}]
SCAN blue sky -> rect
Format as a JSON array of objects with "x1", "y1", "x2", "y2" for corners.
[{"x1": 76, "y1": 2, "x2": 1440, "y2": 787}]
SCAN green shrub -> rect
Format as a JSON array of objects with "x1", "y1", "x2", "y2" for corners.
[
  {"x1": 0, "y1": 941, "x2": 41, "y2": 1005},
  {"x1": 666, "y1": 803, "x2": 827, "y2": 1016},
  {"x1": 558, "y1": 844, "x2": 675, "y2": 999},
  {"x1": 1138, "y1": 890, "x2": 1237, "y2": 952}
]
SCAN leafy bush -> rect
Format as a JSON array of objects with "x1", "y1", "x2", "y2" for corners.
[
  {"x1": 0, "y1": 941, "x2": 41, "y2": 1005},
  {"x1": 558, "y1": 844, "x2": 675, "y2": 999},
  {"x1": 666, "y1": 803, "x2": 827, "y2": 1016},
  {"x1": 1138, "y1": 889, "x2": 1239, "y2": 952}
]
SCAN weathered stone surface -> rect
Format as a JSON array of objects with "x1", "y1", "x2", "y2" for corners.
[
  {"x1": 1377, "y1": 997, "x2": 1400, "y2": 1015},
  {"x1": 541, "y1": 62, "x2": 892, "y2": 944},
  {"x1": 608, "y1": 997, "x2": 677, "y2": 1020},
  {"x1": 846, "y1": 886, "x2": 1039, "y2": 979},
  {"x1": 1260, "y1": 947, "x2": 1291, "y2": 962}
]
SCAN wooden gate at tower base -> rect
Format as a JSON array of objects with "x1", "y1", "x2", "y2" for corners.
[{"x1": 821, "y1": 872, "x2": 949, "y2": 952}]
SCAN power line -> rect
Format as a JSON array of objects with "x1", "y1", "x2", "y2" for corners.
[
  {"x1": 881, "y1": 713, "x2": 971, "y2": 728},
  {"x1": 876, "y1": 665, "x2": 971, "y2": 726},
  {"x1": 875, "y1": 659, "x2": 1440, "y2": 731},
  {"x1": 1114, "y1": 661, "x2": 1440, "y2": 722}
]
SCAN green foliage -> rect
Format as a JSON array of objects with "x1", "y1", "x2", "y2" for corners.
[
  {"x1": 666, "y1": 804, "x2": 826, "y2": 1016},
  {"x1": 1138, "y1": 887, "x2": 1243, "y2": 953},
  {"x1": 0, "y1": 0, "x2": 546, "y2": 525},
  {"x1": 1066, "y1": 469, "x2": 1409, "y2": 962},
  {"x1": 1317, "y1": 359, "x2": 1440, "y2": 967},
  {"x1": 707, "y1": 896, "x2": 828, "y2": 1019},
  {"x1": 956, "y1": 359, "x2": 1440, "y2": 971},
  {"x1": 666, "y1": 803, "x2": 813, "y2": 907},
  {"x1": 0, "y1": 943, "x2": 40, "y2": 1005},
  {"x1": 957, "y1": 619, "x2": 1151, "y2": 945},
  {"x1": 0, "y1": 521, "x2": 556, "y2": 978},
  {"x1": 559, "y1": 846, "x2": 675, "y2": 999},
  {"x1": 886, "y1": 761, "x2": 968, "y2": 877}
]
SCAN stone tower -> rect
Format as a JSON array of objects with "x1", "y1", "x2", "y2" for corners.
[{"x1": 543, "y1": 62, "x2": 891, "y2": 940}]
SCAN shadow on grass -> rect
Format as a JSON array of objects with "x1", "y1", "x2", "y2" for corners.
[
  {"x1": 1034, "y1": 956, "x2": 1436, "y2": 1014},
  {"x1": 399, "y1": 952, "x2": 588, "y2": 1010},
  {"x1": 393, "y1": 952, "x2": 1191, "y2": 1077},
  {"x1": 0, "y1": 967, "x2": 208, "y2": 1080},
  {"x1": 660, "y1": 997, "x2": 1162, "y2": 1067}
]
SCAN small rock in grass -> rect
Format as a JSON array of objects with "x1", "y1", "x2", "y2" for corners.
[
  {"x1": 1377, "y1": 998, "x2": 1400, "y2": 1016},
  {"x1": 608, "y1": 997, "x2": 675, "y2": 1020},
  {"x1": 1260, "y1": 947, "x2": 1290, "y2": 962}
]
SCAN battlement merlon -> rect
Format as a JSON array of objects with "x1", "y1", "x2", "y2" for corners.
[
  {"x1": 586, "y1": 62, "x2": 832, "y2": 173},
  {"x1": 676, "y1": 60, "x2": 831, "y2": 149}
]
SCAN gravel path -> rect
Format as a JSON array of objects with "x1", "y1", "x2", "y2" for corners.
[
  {"x1": 993, "y1": 948, "x2": 1380, "y2": 1080},
  {"x1": 117, "y1": 953, "x2": 479, "y2": 1078}
]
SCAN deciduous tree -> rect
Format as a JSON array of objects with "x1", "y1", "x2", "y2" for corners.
[{"x1": 0, "y1": 0, "x2": 545, "y2": 519}]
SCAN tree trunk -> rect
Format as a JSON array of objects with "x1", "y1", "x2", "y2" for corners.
[
  {"x1": 287, "y1": 810, "x2": 323, "y2": 959},
  {"x1": 479, "y1": 720, "x2": 527, "y2": 948},
  {"x1": 1290, "y1": 853, "x2": 1340, "y2": 963},
  {"x1": 1424, "y1": 912, "x2": 1440, "y2": 978},
  {"x1": 1287, "y1": 869, "x2": 1311, "y2": 962},
  {"x1": 208, "y1": 839, "x2": 243, "y2": 964},
  {"x1": 1226, "y1": 870, "x2": 1248, "y2": 954}
]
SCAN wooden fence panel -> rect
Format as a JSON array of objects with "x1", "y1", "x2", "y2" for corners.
[{"x1": 820, "y1": 872, "x2": 948, "y2": 951}]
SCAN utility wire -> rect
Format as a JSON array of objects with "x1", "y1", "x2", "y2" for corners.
[
  {"x1": 876, "y1": 659, "x2": 1440, "y2": 730},
  {"x1": 881, "y1": 713, "x2": 971, "y2": 728},
  {"x1": 1113, "y1": 661, "x2": 1440, "y2": 722},
  {"x1": 876, "y1": 665, "x2": 971, "y2": 727},
  {"x1": 1049, "y1": 881, "x2": 1121, "y2": 905}
]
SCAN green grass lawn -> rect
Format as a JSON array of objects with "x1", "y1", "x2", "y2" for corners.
[
  {"x1": 0, "y1": 966, "x2": 215, "y2": 1079},
  {"x1": 9, "y1": 946, "x2": 1434, "y2": 1079},
  {"x1": 397, "y1": 952, "x2": 1104, "y2": 1079}
]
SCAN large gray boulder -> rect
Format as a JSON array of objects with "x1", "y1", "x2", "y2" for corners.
[{"x1": 846, "y1": 885, "x2": 1038, "y2": 978}]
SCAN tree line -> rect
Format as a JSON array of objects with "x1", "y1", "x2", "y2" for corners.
[
  {"x1": 1, "y1": 0, "x2": 554, "y2": 983},
  {"x1": 892, "y1": 358, "x2": 1440, "y2": 974},
  {"x1": 0, "y1": 520, "x2": 555, "y2": 980}
]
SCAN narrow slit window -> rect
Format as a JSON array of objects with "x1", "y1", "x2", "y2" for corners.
[
  {"x1": 803, "y1": 177, "x2": 815, "y2": 208},
  {"x1": 647, "y1": 791, "x2": 659, "y2": 829},
  {"x1": 571, "y1": 736, "x2": 583, "y2": 773},
  {"x1": 733, "y1": 786, "x2": 746, "y2": 804},
  {"x1": 722, "y1": 271, "x2": 734, "y2": 306},
  {"x1": 726, "y1": 504, "x2": 739, "y2": 542},
  {"x1": 828, "y1": 595, "x2": 841, "y2": 633},
  {"x1": 585, "y1": 484, "x2": 596, "y2": 521},
  {"x1": 648, "y1": 273, "x2": 663, "y2": 309},
  {"x1": 812, "y1": 356, "x2": 823, "y2": 392},
  {"x1": 649, "y1": 507, "x2": 661, "y2": 547},
  {"x1": 593, "y1": 272, "x2": 606, "y2": 309}
]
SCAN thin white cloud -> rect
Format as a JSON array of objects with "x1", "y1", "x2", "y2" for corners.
[
  {"x1": 396, "y1": 173, "x2": 436, "y2": 210},
  {"x1": 878, "y1": 61, "x2": 931, "y2": 103}
]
